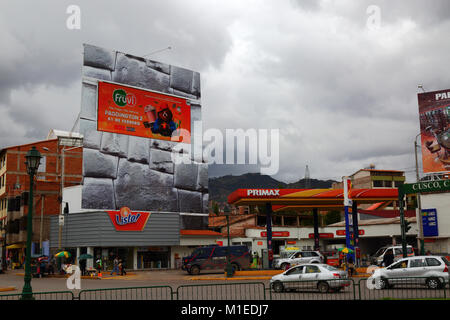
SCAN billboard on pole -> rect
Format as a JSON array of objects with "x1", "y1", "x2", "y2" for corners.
[{"x1": 417, "y1": 89, "x2": 450, "y2": 173}]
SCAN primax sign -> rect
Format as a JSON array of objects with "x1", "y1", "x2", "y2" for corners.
[{"x1": 401, "y1": 180, "x2": 450, "y2": 195}]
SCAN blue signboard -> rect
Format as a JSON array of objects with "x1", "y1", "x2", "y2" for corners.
[{"x1": 422, "y1": 209, "x2": 438, "y2": 237}]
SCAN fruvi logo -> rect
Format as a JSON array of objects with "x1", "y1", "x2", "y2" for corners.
[{"x1": 113, "y1": 89, "x2": 136, "y2": 107}]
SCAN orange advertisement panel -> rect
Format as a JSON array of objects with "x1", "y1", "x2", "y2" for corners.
[
  {"x1": 97, "y1": 81, "x2": 191, "y2": 143},
  {"x1": 417, "y1": 89, "x2": 450, "y2": 173}
]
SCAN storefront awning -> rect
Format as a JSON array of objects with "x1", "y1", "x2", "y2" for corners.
[{"x1": 6, "y1": 244, "x2": 24, "y2": 249}]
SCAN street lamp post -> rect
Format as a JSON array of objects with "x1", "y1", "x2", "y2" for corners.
[
  {"x1": 21, "y1": 146, "x2": 42, "y2": 300},
  {"x1": 414, "y1": 133, "x2": 425, "y2": 255},
  {"x1": 223, "y1": 212, "x2": 233, "y2": 277}
]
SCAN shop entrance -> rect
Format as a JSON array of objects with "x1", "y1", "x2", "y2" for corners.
[{"x1": 137, "y1": 247, "x2": 169, "y2": 269}]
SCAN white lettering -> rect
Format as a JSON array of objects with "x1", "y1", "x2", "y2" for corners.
[{"x1": 66, "y1": 5, "x2": 81, "y2": 30}]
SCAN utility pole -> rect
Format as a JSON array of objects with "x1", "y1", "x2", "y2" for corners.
[{"x1": 414, "y1": 133, "x2": 425, "y2": 255}]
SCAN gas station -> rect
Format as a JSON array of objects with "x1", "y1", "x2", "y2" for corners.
[{"x1": 227, "y1": 186, "x2": 402, "y2": 268}]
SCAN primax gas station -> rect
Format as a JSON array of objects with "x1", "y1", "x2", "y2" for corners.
[{"x1": 227, "y1": 181, "x2": 450, "y2": 268}]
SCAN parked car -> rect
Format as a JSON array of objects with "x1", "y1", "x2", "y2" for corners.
[
  {"x1": 370, "y1": 245, "x2": 414, "y2": 266},
  {"x1": 369, "y1": 255, "x2": 450, "y2": 289},
  {"x1": 273, "y1": 250, "x2": 323, "y2": 270},
  {"x1": 182, "y1": 245, "x2": 251, "y2": 275},
  {"x1": 270, "y1": 263, "x2": 350, "y2": 293}
]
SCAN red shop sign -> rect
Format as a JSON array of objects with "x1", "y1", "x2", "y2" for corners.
[
  {"x1": 308, "y1": 233, "x2": 334, "y2": 239},
  {"x1": 260, "y1": 231, "x2": 290, "y2": 237},
  {"x1": 336, "y1": 230, "x2": 365, "y2": 236},
  {"x1": 107, "y1": 207, "x2": 151, "y2": 231}
]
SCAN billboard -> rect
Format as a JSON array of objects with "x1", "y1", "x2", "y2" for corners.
[
  {"x1": 79, "y1": 44, "x2": 208, "y2": 214},
  {"x1": 97, "y1": 81, "x2": 191, "y2": 143},
  {"x1": 417, "y1": 89, "x2": 450, "y2": 173}
]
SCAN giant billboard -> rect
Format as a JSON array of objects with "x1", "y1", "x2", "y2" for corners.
[
  {"x1": 79, "y1": 44, "x2": 208, "y2": 216},
  {"x1": 417, "y1": 89, "x2": 450, "y2": 173}
]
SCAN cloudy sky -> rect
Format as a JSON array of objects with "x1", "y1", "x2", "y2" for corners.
[{"x1": 1, "y1": 0, "x2": 449, "y2": 183}]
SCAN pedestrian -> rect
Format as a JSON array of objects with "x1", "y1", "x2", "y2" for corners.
[
  {"x1": 48, "y1": 257, "x2": 55, "y2": 275},
  {"x1": 110, "y1": 256, "x2": 120, "y2": 275},
  {"x1": 79, "y1": 259, "x2": 87, "y2": 276},
  {"x1": 347, "y1": 257, "x2": 356, "y2": 276},
  {"x1": 95, "y1": 257, "x2": 103, "y2": 274},
  {"x1": 119, "y1": 259, "x2": 127, "y2": 276},
  {"x1": 382, "y1": 249, "x2": 394, "y2": 267},
  {"x1": 426, "y1": 250, "x2": 432, "y2": 256}
]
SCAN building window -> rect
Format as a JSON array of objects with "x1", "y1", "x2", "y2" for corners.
[
  {"x1": 373, "y1": 180, "x2": 383, "y2": 187},
  {"x1": 394, "y1": 181, "x2": 404, "y2": 188}
]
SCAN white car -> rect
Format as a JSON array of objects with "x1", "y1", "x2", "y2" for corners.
[
  {"x1": 368, "y1": 255, "x2": 450, "y2": 289},
  {"x1": 270, "y1": 263, "x2": 350, "y2": 293},
  {"x1": 273, "y1": 251, "x2": 323, "y2": 270}
]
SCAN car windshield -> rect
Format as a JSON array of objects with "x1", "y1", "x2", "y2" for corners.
[
  {"x1": 324, "y1": 265, "x2": 339, "y2": 271},
  {"x1": 374, "y1": 248, "x2": 386, "y2": 257}
]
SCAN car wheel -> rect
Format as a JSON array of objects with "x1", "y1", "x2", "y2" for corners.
[
  {"x1": 190, "y1": 265, "x2": 200, "y2": 275},
  {"x1": 426, "y1": 277, "x2": 441, "y2": 289},
  {"x1": 332, "y1": 287, "x2": 343, "y2": 293},
  {"x1": 281, "y1": 263, "x2": 290, "y2": 271},
  {"x1": 379, "y1": 278, "x2": 389, "y2": 290},
  {"x1": 231, "y1": 263, "x2": 240, "y2": 272},
  {"x1": 317, "y1": 281, "x2": 330, "y2": 293},
  {"x1": 311, "y1": 260, "x2": 319, "y2": 264},
  {"x1": 272, "y1": 281, "x2": 285, "y2": 293}
]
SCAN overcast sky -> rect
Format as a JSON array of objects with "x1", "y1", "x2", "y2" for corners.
[{"x1": 1, "y1": 0, "x2": 449, "y2": 183}]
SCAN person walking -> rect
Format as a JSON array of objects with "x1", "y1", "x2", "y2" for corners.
[
  {"x1": 79, "y1": 259, "x2": 87, "y2": 276},
  {"x1": 119, "y1": 259, "x2": 127, "y2": 276},
  {"x1": 110, "y1": 256, "x2": 120, "y2": 275},
  {"x1": 382, "y1": 249, "x2": 394, "y2": 267}
]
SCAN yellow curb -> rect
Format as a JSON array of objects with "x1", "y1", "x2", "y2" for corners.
[
  {"x1": 0, "y1": 287, "x2": 16, "y2": 292},
  {"x1": 233, "y1": 270, "x2": 283, "y2": 276},
  {"x1": 189, "y1": 276, "x2": 273, "y2": 281}
]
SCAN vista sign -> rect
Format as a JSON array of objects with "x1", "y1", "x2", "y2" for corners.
[{"x1": 402, "y1": 180, "x2": 450, "y2": 195}]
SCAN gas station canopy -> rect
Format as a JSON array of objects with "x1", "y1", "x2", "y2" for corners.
[{"x1": 228, "y1": 188, "x2": 399, "y2": 210}]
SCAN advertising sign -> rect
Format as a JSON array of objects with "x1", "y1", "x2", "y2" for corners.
[
  {"x1": 106, "y1": 207, "x2": 151, "y2": 231},
  {"x1": 97, "y1": 81, "x2": 191, "y2": 143},
  {"x1": 417, "y1": 89, "x2": 450, "y2": 173},
  {"x1": 260, "y1": 231, "x2": 290, "y2": 237},
  {"x1": 422, "y1": 208, "x2": 439, "y2": 237}
]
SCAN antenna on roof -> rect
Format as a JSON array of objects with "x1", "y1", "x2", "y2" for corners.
[
  {"x1": 304, "y1": 165, "x2": 310, "y2": 189},
  {"x1": 142, "y1": 46, "x2": 172, "y2": 57}
]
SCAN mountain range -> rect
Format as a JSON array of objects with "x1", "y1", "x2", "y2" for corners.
[{"x1": 208, "y1": 173, "x2": 338, "y2": 203}]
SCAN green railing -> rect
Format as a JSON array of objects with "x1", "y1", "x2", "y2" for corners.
[
  {"x1": 78, "y1": 286, "x2": 174, "y2": 300},
  {"x1": 0, "y1": 277, "x2": 448, "y2": 300},
  {"x1": 176, "y1": 282, "x2": 266, "y2": 300},
  {"x1": 0, "y1": 290, "x2": 75, "y2": 300}
]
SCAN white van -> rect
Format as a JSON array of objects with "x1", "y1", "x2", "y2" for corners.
[{"x1": 370, "y1": 245, "x2": 415, "y2": 266}]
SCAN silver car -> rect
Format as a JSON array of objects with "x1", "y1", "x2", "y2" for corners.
[
  {"x1": 369, "y1": 255, "x2": 450, "y2": 289},
  {"x1": 270, "y1": 263, "x2": 350, "y2": 293},
  {"x1": 273, "y1": 251, "x2": 324, "y2": 270}
]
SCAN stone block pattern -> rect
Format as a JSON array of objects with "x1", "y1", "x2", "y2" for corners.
[{"x1": 79, "y1": 44, "x2": 208, "y2": 215}]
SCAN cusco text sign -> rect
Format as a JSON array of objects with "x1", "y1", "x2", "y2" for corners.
[
  {"x1": 402, "y1": 180, "x2": 450, "y2": 195},
  {"x1": 107, "y1": 207, "x2": 151, "y2": 231}
]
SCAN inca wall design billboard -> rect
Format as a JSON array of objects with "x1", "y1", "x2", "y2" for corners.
[{"x1": 79, "y1": 44, "x2": 208, "y2": 214}]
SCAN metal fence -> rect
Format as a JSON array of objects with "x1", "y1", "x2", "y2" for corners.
[
  {"x1": 0, "y1": 290, "x2": 75, "y2": 300},
  {"x1": 176, "y1": 282, "x2": 266, "y2": 300},
  {"x1": 0, "y1": 278, "x2": 449, "y2": 300},
  {"x1": 78, "y1": 286, "x2": 174, "y2": 300}
]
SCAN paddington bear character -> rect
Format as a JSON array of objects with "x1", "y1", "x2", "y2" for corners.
[{"x1": 151, "y1": 107, "x2": 177, "y2": 137}]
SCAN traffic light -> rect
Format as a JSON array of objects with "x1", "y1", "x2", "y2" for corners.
[{"x1": 404, "y1": 220, "x2": 412, "y2": 233}]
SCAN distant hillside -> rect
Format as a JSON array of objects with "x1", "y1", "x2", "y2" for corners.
[{"x1": 209, "y1": 173, "x2": 338, "y2": 203}]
